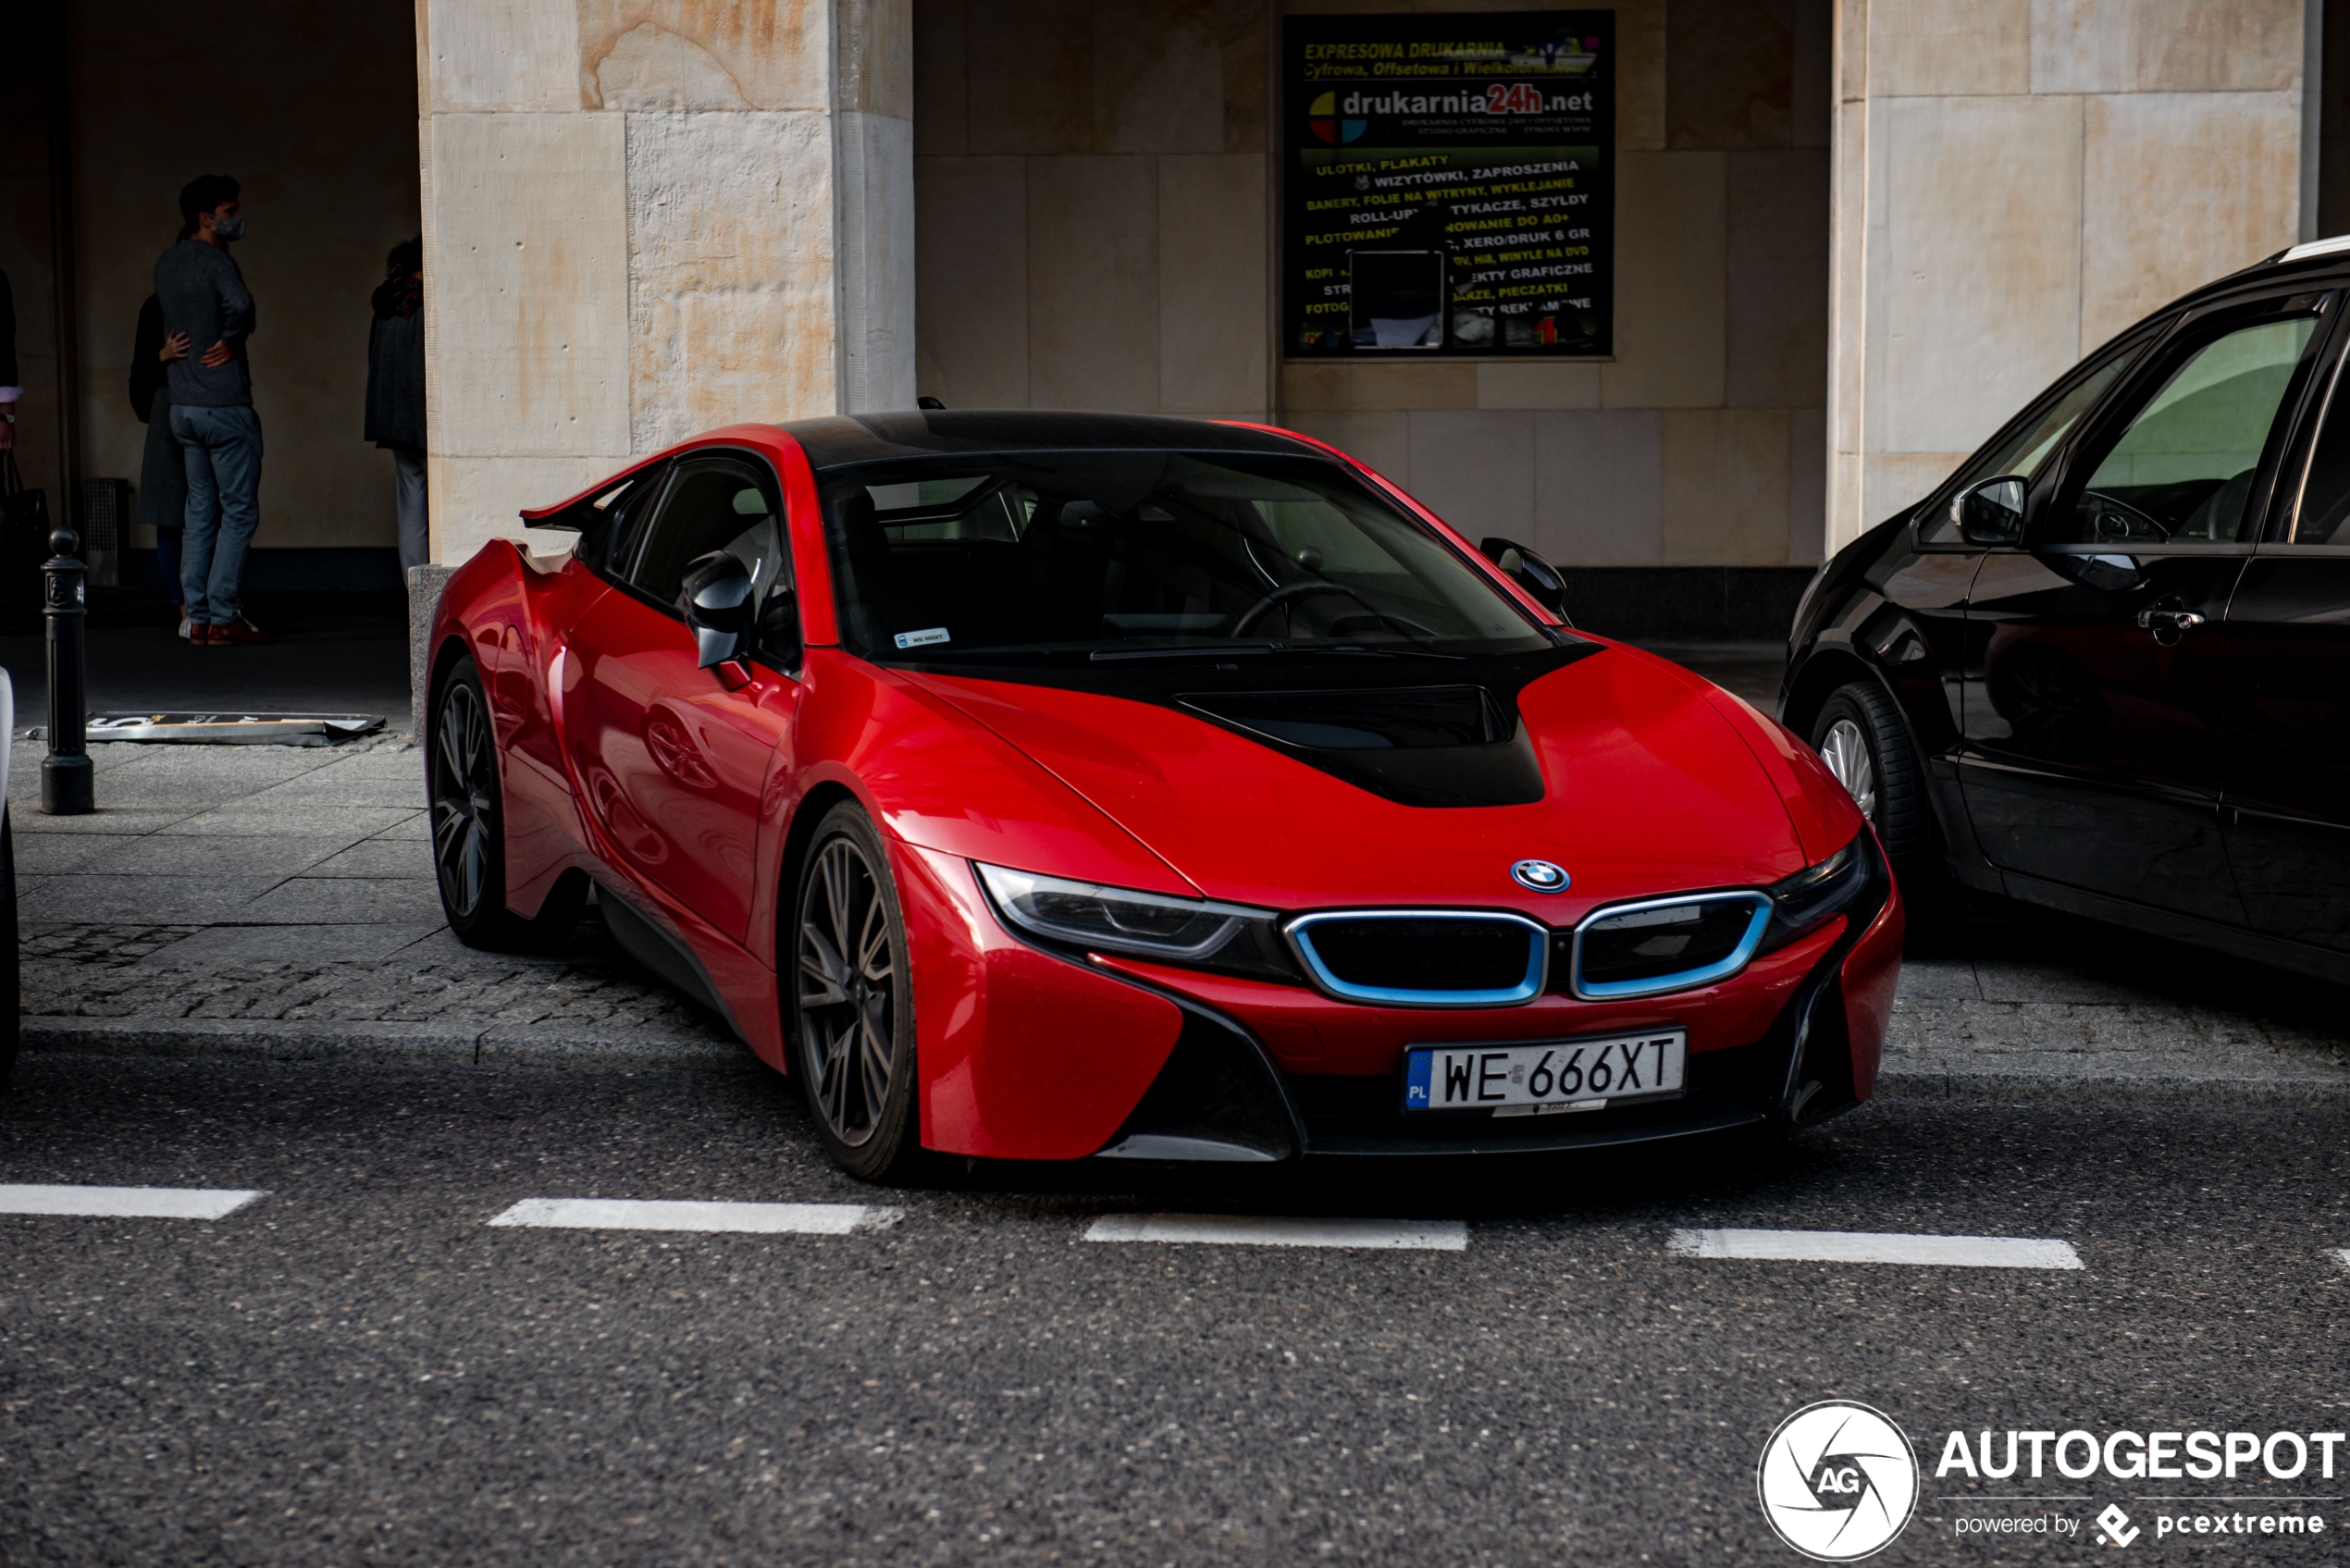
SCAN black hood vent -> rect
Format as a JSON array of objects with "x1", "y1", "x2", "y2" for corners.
[{"x1": 1178, "y1": 685, "x2": 1544, "y2": 808}]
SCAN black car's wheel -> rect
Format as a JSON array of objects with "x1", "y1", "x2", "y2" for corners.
[
  {"x1": 1811, "y1": 680, "x2": 1937, "y2": 889},
  {"x1": 0, "y1": 808, "x2": 18, "y2": 1088},
  {"x1": 428, "y1": 655, "x2": 543, "y2": 951},
  {"x1": 789, "y1": 803, "x2": 921, "y2": 1182}
]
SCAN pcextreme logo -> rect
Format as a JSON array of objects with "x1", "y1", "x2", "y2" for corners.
[{"x1": 1757, "y1": 1401, "x2": 1922, "y2": 1562}]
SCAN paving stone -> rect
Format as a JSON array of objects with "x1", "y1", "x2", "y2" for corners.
[
  {"x1": 299, "y1": 840, "x2": 431, "y2": 878},
  {"x1": 71, "y1": 834, "x2": 352, "y2": 881},
  {"x1": 155, "y1": 805, "x2": 423, "y2": 839},
  {"x1": 13, "y1": 807, "x2": 209, "y2": 836},
  {"x1": 136, "y1": 922, "x2": 449, "y2": 966},
  {"x1": 230, "y1": 877, "x2": 446, "y2": 925},
  {"x1": 19, "y1": 875, "x2": 287, "y2": 925}
]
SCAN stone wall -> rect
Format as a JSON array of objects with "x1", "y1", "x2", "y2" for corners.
[
  {"x1": 910, "y1": 0, "x2": 1272, "y2": 420},
  {"x1": 418, "y1": 0, "x2": 917, "y2": 567},
  {"x1": 1828, "y1": 0, "x2": 2310, "y2": 547},
  {"x1": 912, "y1": 0, "x2": 1833, "y2": 576}
]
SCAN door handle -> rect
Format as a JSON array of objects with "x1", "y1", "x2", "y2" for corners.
[{"x1": 2134, "y1": 608, "x2": 2206, "y2": 645}]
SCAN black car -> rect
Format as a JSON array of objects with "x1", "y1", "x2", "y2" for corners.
[{"x1": 1782, "y1": 238, "x2": 2350, "y2": 983}]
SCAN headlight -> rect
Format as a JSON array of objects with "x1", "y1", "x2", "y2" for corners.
[
  {"x1": 974, "y1": 863, "x2": 1295, "y2": 980},
  {"x1": 1759, "y1": 836, "x2": 1873, "y2": 952}
]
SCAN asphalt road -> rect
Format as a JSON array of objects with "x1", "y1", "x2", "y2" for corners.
[{"x1": 3, "y1": 1057, "x2": 2346, "y2": 1566}]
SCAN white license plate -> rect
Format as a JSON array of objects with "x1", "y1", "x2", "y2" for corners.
[{"x1": 1403, "y1": 1031, "x2": 1687, "y2": 1116}]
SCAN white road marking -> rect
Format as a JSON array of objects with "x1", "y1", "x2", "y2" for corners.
[
  {"x1": 1084, "y1": 1214, "x2": 1468, "y2": 1251},
  {"x1": 0, "y1": 1184, "x2": 265, "y2": 1220},
  {"x1": 486, "y1": 1198, "x2": 899, "y2": 1235},
  {"x1": 1669, "y1": 1227, "x2": 2083, "y2": 1269},
  {"x1": 2332, "y1": 1249, "x2": 2350, "y2": 1272}
]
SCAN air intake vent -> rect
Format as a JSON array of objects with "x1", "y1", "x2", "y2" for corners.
[
  {"x1": 1287, "y1": 911, "x2": 1547, "y2": 1006},
  {"x1": 1571, "y1": 894, "x2": 1771, "y2": 999}
]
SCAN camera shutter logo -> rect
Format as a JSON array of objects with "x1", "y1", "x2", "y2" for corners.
[{"x1": 1756, "y1": 1401, "x2": 1920, "y2": 1561}]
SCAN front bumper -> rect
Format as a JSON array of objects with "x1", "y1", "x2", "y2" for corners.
[{"x1": 896, "y1": 837, "x2": 1905, "y2": 1162}]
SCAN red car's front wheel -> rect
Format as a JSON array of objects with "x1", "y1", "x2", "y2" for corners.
[{"x1": 790, "y1": 804, "x2": 921, "y2": 1181}]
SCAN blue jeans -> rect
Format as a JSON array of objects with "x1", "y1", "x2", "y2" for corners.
[{"x1": 170, "y1": 403, "x2": 263, "y2": 624}]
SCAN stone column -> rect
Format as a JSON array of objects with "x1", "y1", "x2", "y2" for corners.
[
  {"x1": 414, "y1": 0, "x2": 915, "y2": 569},
  {"x1": 1825, "y1": 0, "x2": 2311, "y2": 555}
]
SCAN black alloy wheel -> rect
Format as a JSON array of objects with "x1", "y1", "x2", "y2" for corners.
[
  {"x1": 429, "y1": 656, "x2": 544, "y2": 951},
  {"x1": 1811, "y1": 679, "x2": 1940, "y2": 901},
  {"x1": 790, "y1": 803, "x2": 921, "y2": 1181}
]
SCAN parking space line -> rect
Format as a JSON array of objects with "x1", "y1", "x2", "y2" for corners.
[
  {"x1": 1668, "y1": 1228, "x2": 2083, "y2": 1268},
  {"x1": 0, "y1": 1184, "x2": 266, "y2": 1220},
  {"x1": 1084, "y1": 1215, "x2": 1469, "y2": 1251},
  {"x1": 486, "y1": 1198, "x2": 898, "y2": 1234}
]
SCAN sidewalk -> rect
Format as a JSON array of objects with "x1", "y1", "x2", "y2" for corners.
[
  {"x1": 13, "y1": 741, "x2": 2350, "y2": 1105},
  {"x1": 10, "y1": 740, "x2": 739, "y2": 1069}
]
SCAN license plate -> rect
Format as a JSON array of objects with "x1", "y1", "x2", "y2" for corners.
[{"x1": 1403, "y1": 1031, "x2": 1687, "y2": 1116}]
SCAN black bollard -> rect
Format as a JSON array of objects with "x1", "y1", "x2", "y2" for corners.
[{"x1": 40, "y1": 525, "x2": 91, "y2": 815}]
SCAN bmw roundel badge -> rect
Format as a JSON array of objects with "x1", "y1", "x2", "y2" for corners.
[{"x1": 1510, "y1": 858, "x2": 1569, "y2": 893}]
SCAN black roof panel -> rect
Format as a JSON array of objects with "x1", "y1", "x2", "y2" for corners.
[{"x1": 777, "y1": 411, "x2": 1320, "y2": 472}]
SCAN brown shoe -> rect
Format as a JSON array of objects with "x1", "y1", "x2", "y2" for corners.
[{"x1": 214, "y1": 616, "x2": 271, "y2": 646}]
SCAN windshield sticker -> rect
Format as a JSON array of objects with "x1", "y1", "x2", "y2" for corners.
[{"x1": 894, "y1": 627, "x2": 952, "y2": 649}]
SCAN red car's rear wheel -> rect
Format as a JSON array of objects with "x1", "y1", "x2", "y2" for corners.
[{"x1": 790, "y1": 804, "x2": 921, "y2": 1180}]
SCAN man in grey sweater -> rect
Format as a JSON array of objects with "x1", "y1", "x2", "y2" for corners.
[{"x1": 155, "y1": 174, "x2": 269, "y2": 645}]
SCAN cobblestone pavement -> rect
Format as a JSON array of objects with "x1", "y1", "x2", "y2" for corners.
[
  {"x1": 14, "y1": 728, "x2": 2350, "y2": 1100},
  {"x1": 9, "y1": 738, "x2": 735, "y2": 1063}
]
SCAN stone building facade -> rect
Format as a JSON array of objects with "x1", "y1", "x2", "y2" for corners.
[{"x1": 0, "y1": 0, "x2": 2328, "y2": 635}]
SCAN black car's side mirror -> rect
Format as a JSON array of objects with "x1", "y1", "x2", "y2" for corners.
[
  {"x1": 1952, "y1": 475, "x2": 2027, "y2": 546},
  {"x1": 679, "y1": 550, "x2": 755, "y2": 669},
  {"x1": 1478, "y1": 536, "x2": 1571, "y2": 620}
]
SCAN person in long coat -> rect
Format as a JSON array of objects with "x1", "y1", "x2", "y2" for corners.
[
  {"x1": 365, "y1": 237, "x2": 427, "y2": 572},
  {"x1": 131, "y1": 280, "x2": 192, "y2": 636}
]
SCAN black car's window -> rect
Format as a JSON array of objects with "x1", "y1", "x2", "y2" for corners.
[
  {"x1": 821, "y1": 451, "x2": 1551, "y2": 661},
  {"x1": 626, "y1": 455, "x2": 794, "y2": 649},
  {"x1": 2050, "y1": 313, "x2": 2321, "y2": 546},
  {"x1": 1913, "y1": 340, "x2": 2144, "y2": 546},
  {"x1": 2287, "y1": 351, "x2": 2350, "y2": 544}
]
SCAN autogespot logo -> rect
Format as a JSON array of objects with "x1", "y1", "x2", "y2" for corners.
[{"x1": 1758, "y1": 1401, "x2": 1921, "y2": 1562}]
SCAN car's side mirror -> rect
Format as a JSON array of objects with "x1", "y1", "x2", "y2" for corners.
[
  {"x1": 679, "y1": 550, "x2": 755, "y2": 669},
  {"x1": 1952, "y1": 475, "x2": 2027, "y2": 546},
  {"x1": 1478, "y1": 535, "x2": 1570, "y2": 620}
]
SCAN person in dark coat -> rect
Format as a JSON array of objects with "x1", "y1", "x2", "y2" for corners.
[
  {"x1": 365, "y1": 236, "x2": 427, "y2": 572},
  {"x1": 132, "y1": 276, "x2": 193, "y2": 636}
]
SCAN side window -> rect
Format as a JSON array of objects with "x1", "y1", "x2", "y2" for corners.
[
  {"x1": 583, "y1": 465, "x2": 666, "y2": 577},
  {"x1": 1912, "y1": 340, "x2": 2145, "y2": 546},
  {"x1": 2052, "y1": 313, "x2": 2321, "y2": 546},
  {"x1": 628, "y1": 454, "x2": 792, "y2": 617},
  {"x1": 2289, "y1": 356, "x2": 2350, "y2": 543}
]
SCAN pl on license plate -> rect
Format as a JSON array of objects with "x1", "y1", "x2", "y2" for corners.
[{"x1": 1403, "y1": 1031, "x2": 1687, "y2": 1117}]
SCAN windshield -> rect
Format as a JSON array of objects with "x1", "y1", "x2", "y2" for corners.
[{"x1": 821, "y1": 451, "x2": 1552, "y2": 661}]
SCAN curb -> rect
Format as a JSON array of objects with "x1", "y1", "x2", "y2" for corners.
[
  {"x1": 1874, "y1": 1064, "x2": 2350, "y2": 1107},
  {"x1": 22, "y1": 1015, "x2": 755, "y2": 1071},
  {"x1": 24, "y1": 1016, "x2": 2350, "y2": 1107}
]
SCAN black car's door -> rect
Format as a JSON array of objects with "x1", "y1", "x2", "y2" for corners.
[
  {"x1": 1960, "y1": 291, "x2": 2331, "y2": 920},
  {"x1": 2220, "y1": 291, "x2": 2350, "y2": 949}
]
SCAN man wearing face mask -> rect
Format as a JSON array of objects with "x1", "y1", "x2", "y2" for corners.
[{"x1": 155, "y1": 174, "x2": 269, "y2": 645}]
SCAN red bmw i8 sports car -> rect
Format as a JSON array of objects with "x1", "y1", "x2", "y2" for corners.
[{"x1": 426, "y1": 412, "x2": 1902, "y2": 1179}]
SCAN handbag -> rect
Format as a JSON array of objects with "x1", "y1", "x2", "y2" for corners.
[{"x1": 0, "y1": 451, "x2": 52, "y2": 630}]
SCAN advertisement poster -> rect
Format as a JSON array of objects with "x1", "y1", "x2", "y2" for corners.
[{"x1": 1283, "y1": 11, "x2": 1614, "y2": 358}]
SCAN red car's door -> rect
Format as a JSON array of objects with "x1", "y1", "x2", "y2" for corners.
[{"x1": 564, "y1": 450, "x2": 802, "y2": 944}]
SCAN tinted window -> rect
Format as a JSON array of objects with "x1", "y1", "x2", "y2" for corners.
[
  {"x1": 2054, "y1": 314, "x2": 2319, "y2": 545},
  {"x1": 628, "y1": 454, "x2": 792, "y2": 623},
  {"x1": 2291, "y1": 357, "x2": 2350, "y2": 544},
  {"x1": 822, "y1": 451, "x2": 1551, "y2": 661},
  {"x1": 1913, "y1": 340, "x2": 2144, "y2": 545},
  {"x1": 581, "y1": 465, "x2": 665, "y2": 575}
]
